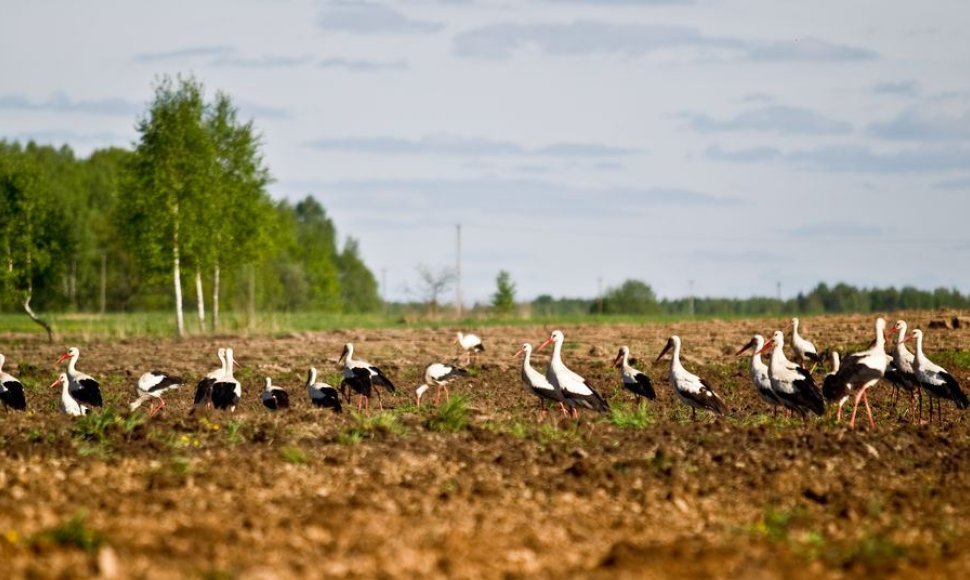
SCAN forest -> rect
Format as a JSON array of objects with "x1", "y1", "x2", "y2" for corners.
[{"x1": 0, "y1": 76, "x2": 379, "y2": 337}]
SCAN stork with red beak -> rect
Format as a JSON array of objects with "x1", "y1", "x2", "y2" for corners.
[
  {"x1": 613, "y1": 346, "x2": 655, "y2": 404},
  {"x1": 735, "y1": 335, "x2": 782, "y2": 412},
  {"x1": 55, "y1": 347, "x2": 103, "y2": 410},
  {"x1": 535, "y1": 330, "x2": 608, "y2": 418},
  {"x1": 655, "y1": 335, "x2": 727, "y2": 420},
  {"x1": 788, "y1": 318, "x2": 822, "y2": 371},
  {"x1": 884, "y1": 320, "x2": 921, "y2": 420},
  {"x1": 822, "y1": 318, "x2": 889, "y2": 429},
  {"x1": 50, "y1": 372, "x2": 86, "y2": 416},
  {"x1": 757, "y1": 331, "x2": 825, "y2": 417},
  {"x1": 514, "y1": 343, "x2": 568, "y2": 419}
]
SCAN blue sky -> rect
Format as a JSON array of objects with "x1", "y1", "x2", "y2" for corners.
[{"x1": 2, "y1": 0, "x2": 969, "y2": 304}]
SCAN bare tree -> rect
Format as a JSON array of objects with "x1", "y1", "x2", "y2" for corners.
[{"x1": 414, "y1": 264, "x2": 456, "y2": 317}]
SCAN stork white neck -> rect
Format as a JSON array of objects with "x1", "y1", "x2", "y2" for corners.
[
  {"x1": 307, "y1": 367, "x2": 318, "y2": 386},
  {"x1": 67, "y1": 350, "x2": 79, "y2": 375},
  {"x1": 0, "y1": 353, "x2": 5, "y2": 372},
  {"x1": 263, "y1": 377, "x2": 273, "y2": 392},
  {"x1": 873, "y1": 318, "x2": 887, "y2": 350},
  {"x1": 894, "y1": 321, "x2": 907, "y2": 345},
  {"x1": 225, "y1": 348, "x2": 235, "y2": 380},
  {"x1": 668, "y1": 338, "x2": 684, "y2": 372},
  {"x1": 769, "y1": 332, "x2": 788, "y2": 367}
]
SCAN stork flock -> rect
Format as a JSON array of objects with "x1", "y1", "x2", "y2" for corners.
[{"x1": 0, "y1": 321, "x2": 966, "y2": 430}]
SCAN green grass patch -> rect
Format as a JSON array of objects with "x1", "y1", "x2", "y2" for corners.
[
  {"x1": 31, "y1": 512, "x2": 104, "y2": 553},
  {"x1": 425, "y1": 395, "x2": 470, "y2": 432},
  {"x1": 72, "y1": 408, "x2": 123, "y2": 443},
  {"x1": 605, "y1": 402, "x2": 653, "y2": 429},
  {"x1": 340, "y1": 411, "x2": 407, "y2": 444},
  {"x1": 279, "y1": 445, "x2": 310, "y2": 465}
]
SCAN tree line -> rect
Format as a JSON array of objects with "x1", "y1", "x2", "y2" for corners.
[
  {"x1": 0, "y1": 75, "x2": 380, "y2": 336},
  {"x1": 532, "y1": 280, "x2": 970, "y2": 318}
]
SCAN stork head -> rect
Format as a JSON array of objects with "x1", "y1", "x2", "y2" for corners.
[
  {"x1": 756, "y1": 338, "x2": 775, "y2": 356},
  {"x1": 891, "y1": 320, "x2": 908, "y2": 342},
  {"x1": 263, "y1": 377, "x2": 273, "y2": 391},
  {"x1": 306, "y1": 367, "x2": 318, "y2": 386},
  {"x1": 788, "y1": 317, "x2": 799, "y2": 331},
  {"x1": 655, "y1": 336, "x2": 679, "y2": 363},
  {"x1": 535, "y1": 330, "x2": 564, "y2": 353},
  {"x1": 415, "y1": 384, "x2": 430, "y2": 406},
  {"x1": 875, "y1": 317, "x2": 888, "y2": 343},
  {"x1": 54, "y1": 347, "x2": 79, "y2": 366},
  {"x1": 513, "y1": 343, "x2": 531, "y2": 359},
  {"x1": 455, "y1": 332, "x2": 463, "y2": 344},
  {"x1": 49, "y1": 373, "x2": 68, "y2": 390},
  {"x1": 338, "y1": 343, "x2": 353, "y2": 364},
  {"x1": 735, "y1": 335, "x2": 764, "y2": 357},
  {"x1": 613, "y1": 346, "x2": 630, "y2": 367}
]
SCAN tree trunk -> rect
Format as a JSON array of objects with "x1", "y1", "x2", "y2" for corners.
[
  {"x1": 195, "y1": 269, "x2": 206, "y2": 332},
  {"x1": 99, "y1": 252, "x2": 107, "y2": 315},
  {"x1": 248, "y1": 264, "x2": 256, "y2": 329},
  {"x1": 69, "y1": 258, "x2": 77, "y2": 310},
  {"x1": 23, "y1": 294, "x2": 54, "y2": 342},
  {"x1": 173, "y1": 208, "x2": 185, "y2": 338},
  {"x1": 212, "y1": 263, "x2": 220, "y2": 332}
]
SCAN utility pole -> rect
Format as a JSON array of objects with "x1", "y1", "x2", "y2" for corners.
[
  {"x1": 776, "y1": 281, "x2": 782, "y2": 302},
  {"x1": 455, "y1": 223, "x2": 463, "y2": 318},
  {"x1": 688, "y1": 280, "x2": 695, "y2": 317}
]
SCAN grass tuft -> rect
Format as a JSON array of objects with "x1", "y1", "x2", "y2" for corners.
[
  {"x1": 426, "y1": 395, "x2": 470, "y2": 432},
  {"x1": 32, "y1": 512, "x2": 104, "y2": 553},
  {"x1": 606, "y1": 402, "x2": 653, "y2": 429},
  {"x1": 279, "y1": 445, "x2": 310, "y2": 465}
]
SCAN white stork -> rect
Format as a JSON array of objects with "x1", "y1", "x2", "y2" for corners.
[
  {"x1": 613, "y1": 346, "x2": 656, "y2": 404},
  {"x1": 130, "y1": 371, "x2": 183, "y2": 416},
  {"x1": 911, "y1": 329, "x2": 969, "y2": 421},
  {"x1": 338, "y1": 343, "x2": 396, "y2": 412},
  {"x1": 416, "y1": 362, "x2": 468, "y2": 406},
  {"x1": 789, "y1": 318, "x2": 822, "y2": 370},
  {"x1": 535, "y1": 330, "x2": 609, "y2": 418},
  {"x1": 822, "y1": 317, "x2": 889, "y2": 429},
  {"x1": 735, "y1": 335, "x2": 783, "y2": 412},
  {"x1": 210, "y1": 347, "x2": 241, "y2": 412},
  {"x1": 513, "y1": 343, "x2": 567, "y2": 418},
  {"x1": 306, "y1": 367, "x2": 342, "y2": 413},
  {"x1": 191, "y1": 347, "x2": 226, "y2": 414},
  {"x1": 456, "y1": 331, "x2": 485, "y2": 364},
  {"x1": 885, "y1": 320, "x2": 921, "y2": 420},
  {"x1": 655, "y1": 335, "x2": 727, "y2": 420},
  {"x1": 758, "y1": 331, "x2": 825, "y2": 417},
  {"x1": 0, "y1": 353, "x2": 27, "y2": 411},
  {"x1": 261, "y1": 377, "x2": 290, "y2": 411},
  {"x1": 50, "y1": 372, "x2": 85, "y2": 416},
  {"x1": 55, "y1": 347, "x2": 103, "y2": 410}
]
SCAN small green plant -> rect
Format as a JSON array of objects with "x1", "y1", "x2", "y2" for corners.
[
  {"x1": 426, "y1": 395, "x2": 470, "y2": 432},
  {"x1": 340, "y1": 411, "x2": 407, "y2": 444},
  {"x1": 224, "y1": 419, "x2": 246, "y2": 446},
  {"x1": 32, "y1": 512, "x2": 104, "y2": 553},
  {"x1": 537, "y1": 423, "x2": 580, "y2": 446},
  {"x1": 73, "y1": 409, "x2": 122, "y2": 443},
  {"x1": 338, "y1": 430, "x2": 365, "y2": 446},
  {"x1": 606, "y1": 402, "x2": 653, "y2": 429},
  {"x1": 279, "y1": 445, "x2": 310, "y2": 465},
  {"x1": 122, "y1": 412, "x2": 147, "y2": 436}
]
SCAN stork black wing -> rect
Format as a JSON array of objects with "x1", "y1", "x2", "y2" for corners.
[
  {"x1": 0, "y1": 380, "x2": 26, "y2": 410},
  {"x1": 70, "y1": 378, "x2": 103, "y2": 407}
]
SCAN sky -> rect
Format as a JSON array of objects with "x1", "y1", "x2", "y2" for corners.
[{"x1": 2, "y1": 0, "x2": 970, "y2": 305}]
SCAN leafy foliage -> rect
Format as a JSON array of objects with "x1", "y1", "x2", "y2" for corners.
[{"x1": 491, "y1": 270, "x2": 516, "y2": 316}]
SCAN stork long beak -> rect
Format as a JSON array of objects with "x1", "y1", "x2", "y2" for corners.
[
  {"x1": 902, "y1": 333, "x2": 912, "y2": 343},
  {"x1": 535, "y1": 337, "x2": 553, "y2": 353},
  {"x1": 735, "y1": 338, "x2": 756, "y2": 357},
  {"x1": 755, "y1": 340, "x2": 773, "y2": 356},
  {"x1": 512, "y1": 347, "x2": 525, "y2": 359},
  {"x1": 655, "y1": 341, "x2": 672, "y2": 363},
  {"x1": 612, "y1": 351, "x2": 624, "y2": 367},
  {"x1": 49, "y1": 377, "x2": 62, "y2": 389},
  {"x1": 54, "y1": 353, "x2": 70, "y2": 365}
]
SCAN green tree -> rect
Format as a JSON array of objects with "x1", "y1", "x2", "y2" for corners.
[
  {"x1": 491, "y1": 270, "x2": 516, "y2": 316},
  {"x1": 600, "y1": 280, "x2": 659, "y2": 315},
  {"x1": 123, "y1": 75, "x2": 214, "y2": 337},
  {"x1": 338, "y1": 237, "x2": 381, "y2": 313}
]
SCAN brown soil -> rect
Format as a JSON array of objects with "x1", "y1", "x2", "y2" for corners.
[{"x1": 1, "y1": 313, "x2": 969, "y2": 578}]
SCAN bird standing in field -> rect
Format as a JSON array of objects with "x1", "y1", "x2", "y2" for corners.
[
  {"x1": 613, "y1": 346, "x2": 655, "y2": 404},
  {"x1": 415, "y1": 362, "x2": 469, "y2": 406},
  {"x1": 210, "y1": 347, "x2": 241, "y2": 412},
  {"x1": 514, "y1": 343, "x2": 568, "y2": 418},
  {"x1": 822, "y1": 318, "x2": 889, "y2": 429},
  {"x1": 911, "y1": 329, "x2": 969, "y2": 421},
  {"x1": 338, "y1": 343, "x2": 396, "y2": 412},
  {"x1": 55, "y1": 347, "x2": 103, "y2": 410},
  {"x1": 50, "y1": 372, "x2": 85, "y2": 416},
  {"x1": 0, "y1": 353, "x2": 27, "y2": 411},
  {"x1": 535, "y1": 330, "x2": 608, "y2": 418},
  {"x1": 456, "y1": 331, "x2": 485, "y2": 365},
  {"x1": 758, "y1": 331, "x2": 825, "y2": 418},
  {"x1": 655, "y1": 335, "x2": 727, "y2": 420},
  {"x1": 306, "y1": 367, "x2": 342, "y2": 413},
  {"x1": 191, "y1": 347, "x2": 226, "y2": 414},
  {"x1": 130, "y1": 371, "x2": 183, "y2": 417},
  {"x1": 884, "y1": 320, "x2": 921, "y2": 420},
  {"x1": 736, "y1": 334, "x2": 783, "y2": 412},
  {"x1": 261, "y1": 377, "x2": 290, "y2": 411},
  {"x1": 789, "y1": 318, "x2": 822, "y2": 371}
]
